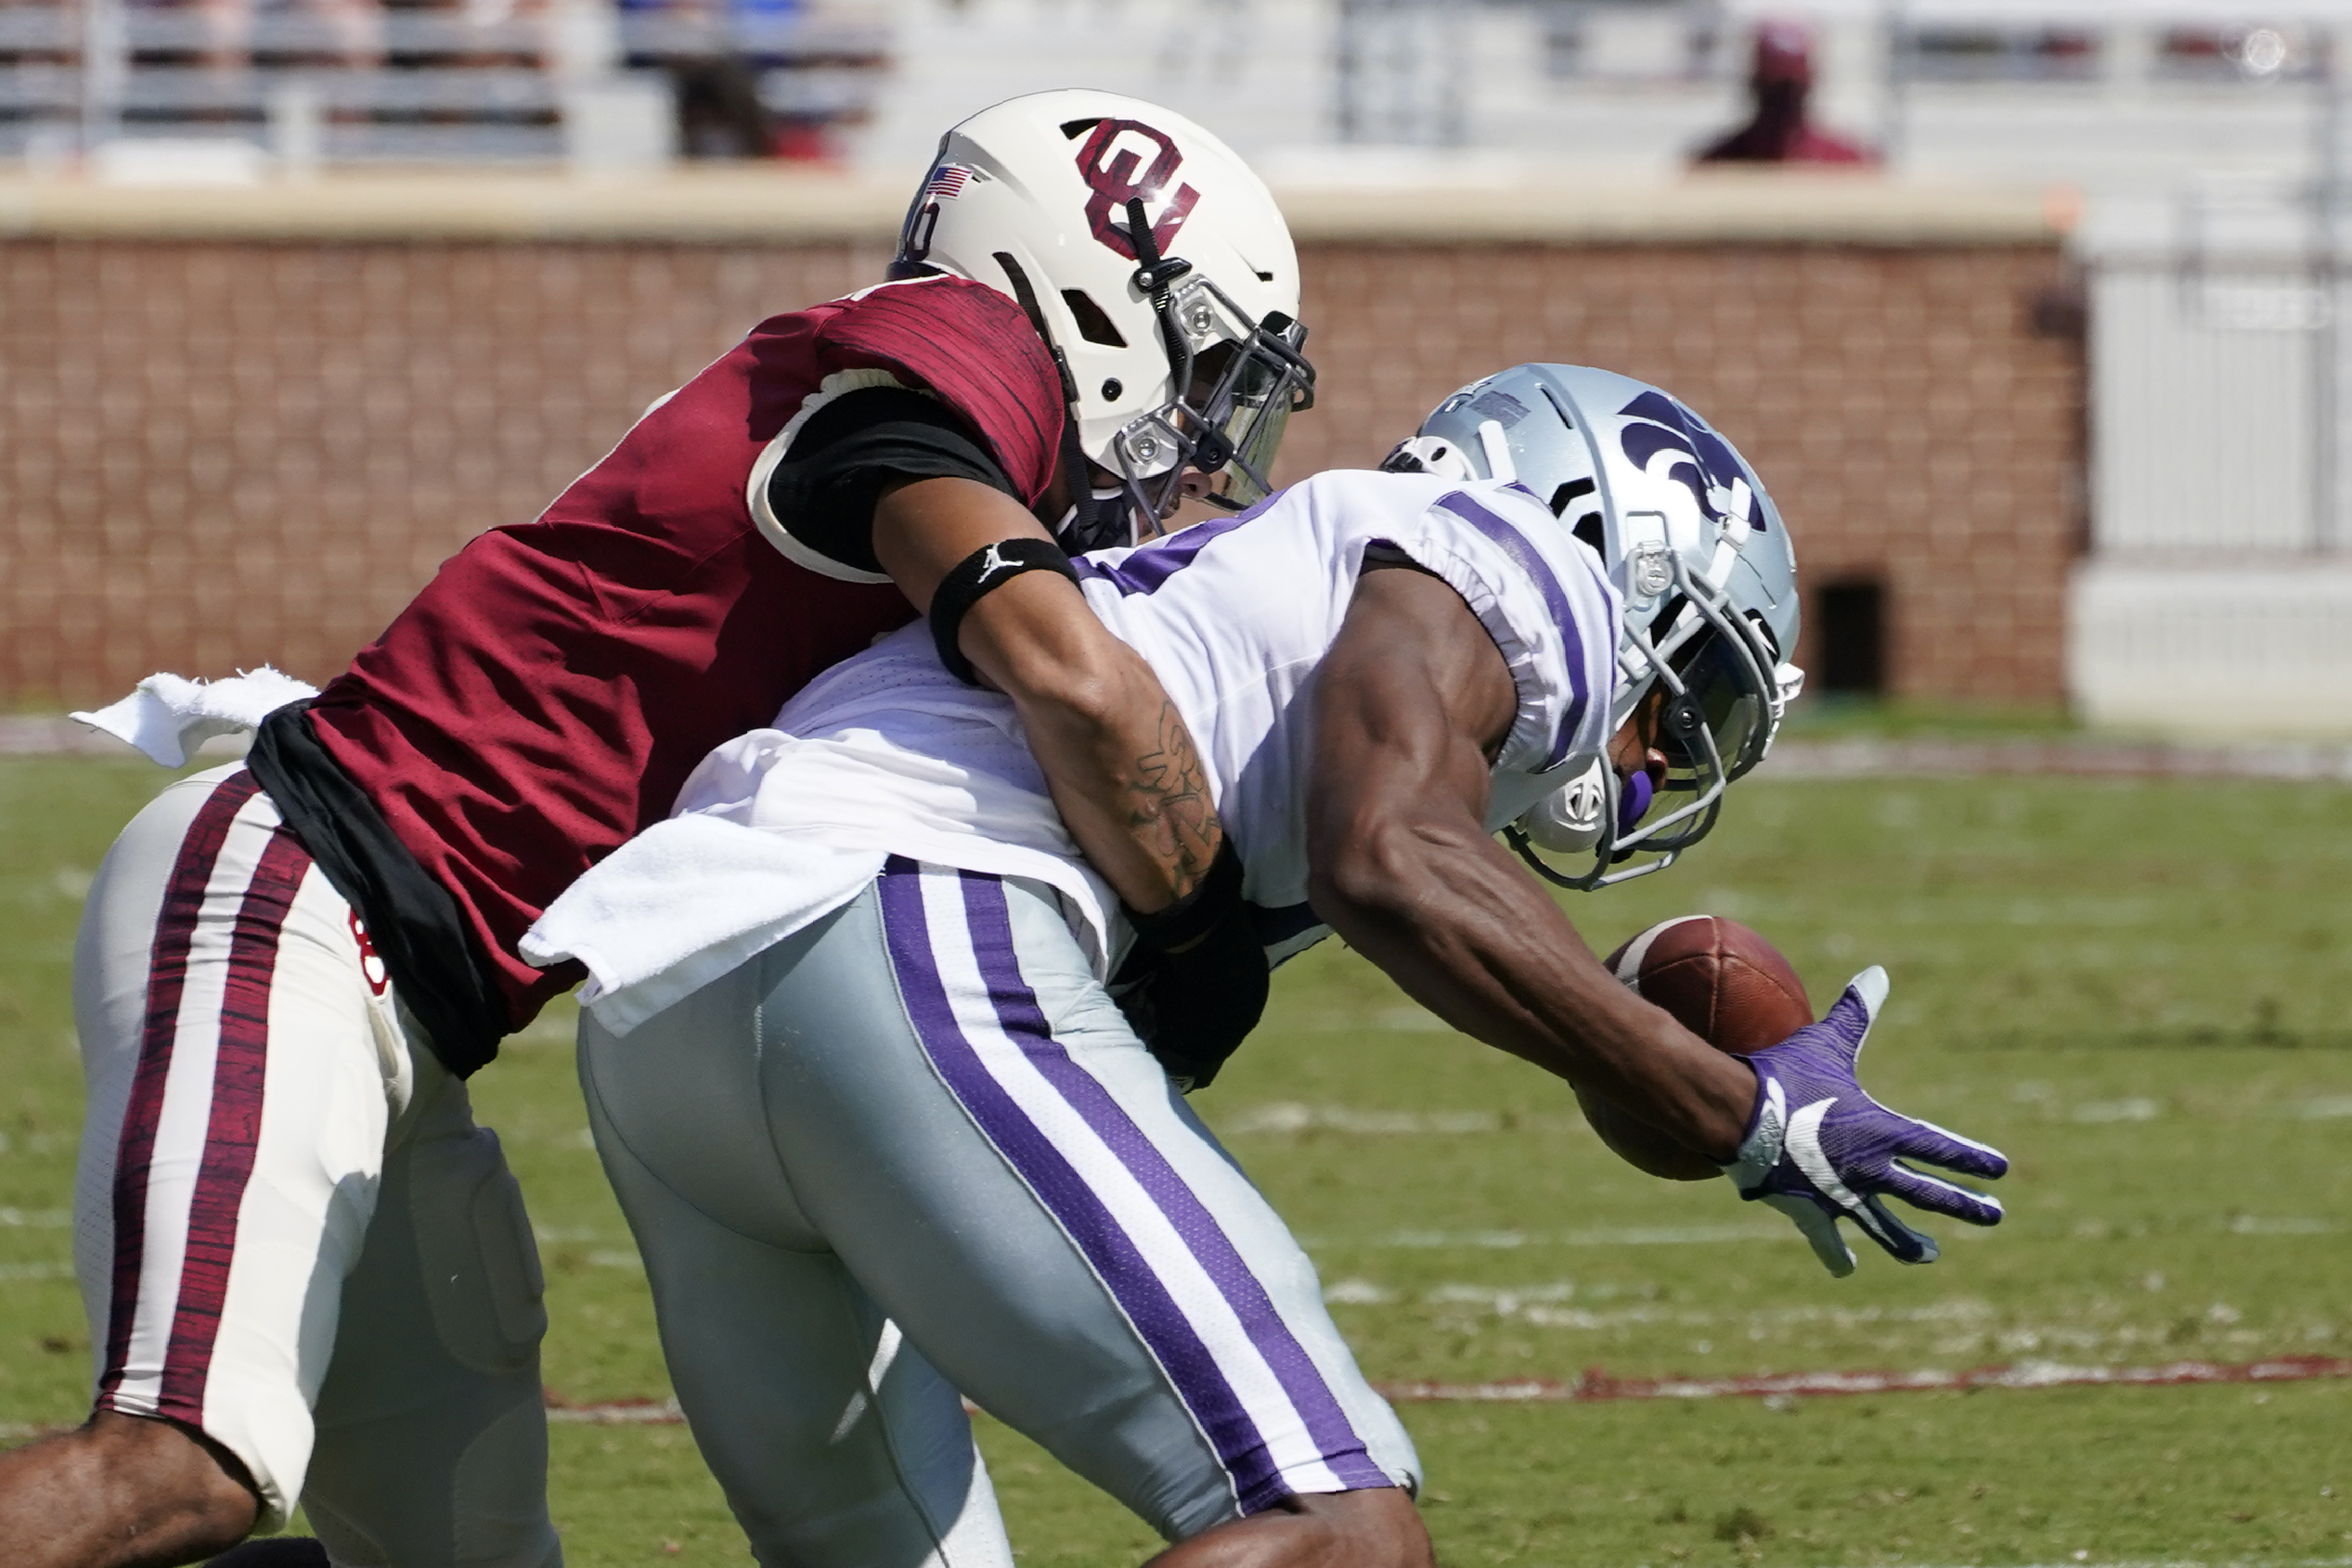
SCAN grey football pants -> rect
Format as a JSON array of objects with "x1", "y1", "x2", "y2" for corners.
[{"x1": 578, "y1": 857, "x2": 1417, "y2": 1568}]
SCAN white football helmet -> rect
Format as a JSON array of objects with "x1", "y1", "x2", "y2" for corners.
[
  {"x1": 892, "y1": 89, "x2": 1315, "y2": 550},
  {"x1": 1388, "y1": 364, "x2": 1805, "y2": 889}
]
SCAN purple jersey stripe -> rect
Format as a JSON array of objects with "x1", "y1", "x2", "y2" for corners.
[
  {"x1": 954, "y1": 869, "x2": 1392, "y2": 1497},
  {"x1": 873, "y1": 859, "x2": 1287, "y2": 1514},
  {"x1": 1432, "y1": 490, "x2": 1591, "y2": 771},
  {"x1": 1069, "y1": 492, "x2": 1281, "y2": 597}
]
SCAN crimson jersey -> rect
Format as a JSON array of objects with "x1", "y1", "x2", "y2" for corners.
[{"x1": 303, "y1": 275, "x2": 1063, "y2": 1032}]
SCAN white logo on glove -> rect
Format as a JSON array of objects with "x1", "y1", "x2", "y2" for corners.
[{"x1": 1784, "y1": 1098, "x2": 1878, "y2": 1231}]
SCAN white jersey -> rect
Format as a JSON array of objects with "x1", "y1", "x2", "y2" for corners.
[{"x1": 524, "y1": 470, "x2": 1622, "y2": 1031}]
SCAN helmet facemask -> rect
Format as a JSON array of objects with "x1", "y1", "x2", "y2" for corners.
[
  {"x1": 1099, "y1": 200, "x2": 1316, "y2": 534},
  {"x1": 1505, "y1": 543, "x2": 1799, "y2": 892},
  {"x1": 899, "y1": 95, "x2": 1312, "y2": 557}
]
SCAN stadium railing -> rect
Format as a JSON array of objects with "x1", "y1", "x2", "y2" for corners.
[{"x1": 0, "y1": 2, "x2": 890, "y2": 162}]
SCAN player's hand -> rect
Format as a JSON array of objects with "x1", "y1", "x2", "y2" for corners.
[
  {"x1": 1720, "y1": 967, "x2": 2007, "y2": 1276},
  {"x1": 1116, "y1": 916, "x2": 1269, "y2": 1091},
  {"x1": 1113, "y1": 839, "x2": 1269, "y2": 1091}
]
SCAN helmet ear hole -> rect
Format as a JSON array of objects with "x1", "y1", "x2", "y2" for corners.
[
  {"x1": 1572, "y1": 514, "x2": 1604, "y2": 554},
  {"x1": 1062, "y1": 290, "x2": 1127, "y2": 347},
  {"x1": 1058, "y1": 118, "x2": 1102, "y2": 139}
]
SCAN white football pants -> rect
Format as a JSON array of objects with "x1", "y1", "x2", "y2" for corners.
[
  {"x1": 72, "y1": 764, "x2": 560, "y2": 1566},
  {"x1": 579, "y1": 856, "x2": 1418, "y2": 1568}
]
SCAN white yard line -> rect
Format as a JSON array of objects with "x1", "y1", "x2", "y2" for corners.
[
  {"x1": 518, "y1": 1352, "x2": 2352, "y2": 1429},
  {"x1": 1377, "y1": 1354, "x2": 2352, "y2": 1403}
]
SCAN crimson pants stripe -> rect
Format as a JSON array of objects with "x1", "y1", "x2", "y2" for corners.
[
  {"x1": 99, "y1": 771, "x2": 261, "y2": 1403},
  {"x1": 157, "y1": 824, "x2": 307, "y2": 1417}
]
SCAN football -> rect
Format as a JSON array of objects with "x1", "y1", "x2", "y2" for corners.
[{"x1": 1577, "y1": 915, "x2": 1816, "y2": 1181}]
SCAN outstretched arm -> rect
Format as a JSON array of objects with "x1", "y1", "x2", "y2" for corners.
[
  {"x1": 873, "y1": 474, "x2": 1216, "y2": 913},
  {"x1": 1303, "y1": 564, "x2": 1756, "y2": 1158}
]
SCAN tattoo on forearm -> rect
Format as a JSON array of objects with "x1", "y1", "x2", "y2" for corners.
[{"x1": 1129, "y1": 701, "x2": 1220, "y2": 895}]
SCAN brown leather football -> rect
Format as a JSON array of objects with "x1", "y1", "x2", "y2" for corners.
[{"x1": 1579, "y1": 915, "x2": 1815, "y2": 1181}]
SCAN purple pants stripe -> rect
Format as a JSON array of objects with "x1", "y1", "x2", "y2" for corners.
[
  {"x1": 874, "y1": 858, "x2": 1289, "y2": 1514},
  {"x1": 953, "y1": 871, "x2": 1391, "y2": 1495}
]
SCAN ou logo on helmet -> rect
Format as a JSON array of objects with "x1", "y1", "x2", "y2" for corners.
[
  {"x1": 1617, "y1": 390, "x2": 1762, "y2": 535},
  {"x1": 1075, "y1": 118, "x2": 1200, "y2": 261}
]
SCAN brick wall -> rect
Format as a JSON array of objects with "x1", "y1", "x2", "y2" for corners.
[
  {"x1": 1284, "y1": 244, "x2": 2083, "y2": 706},
  {"x1": 0, "y1": 232, "x2": 2078, "y2": 709}
]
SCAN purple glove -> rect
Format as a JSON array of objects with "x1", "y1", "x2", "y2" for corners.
[{"x1": 1721, "y1": 967, "x2": 2008, "y2": 1277}]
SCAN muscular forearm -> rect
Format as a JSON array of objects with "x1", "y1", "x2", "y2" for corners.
[
  {"x1": 1304, "y1": 565, "x2": 1755, "y2": 1160},
  {"x1": 960, "y1": 585, "x2": 1223, "y2": 907},
  {"x1": 871, "y1": 474, "x2": 1223, "y2": 912},
  {"x1": 980, "y1": 624, "x2": 1221, "y2": 911},
  {"x1": 1314, "y1": 820, "x2": 1755, "y2": 1161}
]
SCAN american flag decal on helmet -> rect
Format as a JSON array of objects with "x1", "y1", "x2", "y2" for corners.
[{"x1": 924, "y1": 164, "x2": 975, "y2": 200}]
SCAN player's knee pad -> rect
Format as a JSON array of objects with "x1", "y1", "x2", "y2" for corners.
[{"x1": 405, "y1": 1126, "x2": 547, "y2": 1377}]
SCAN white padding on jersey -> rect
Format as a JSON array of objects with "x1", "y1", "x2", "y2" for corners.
[{"x1": 746, "y1": 367, "x2": 920, "y2": 586}]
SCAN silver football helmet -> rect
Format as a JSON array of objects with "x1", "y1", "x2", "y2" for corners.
[{"x1": 1386, "y1": 363, "x2": 1804, "y2": 888}]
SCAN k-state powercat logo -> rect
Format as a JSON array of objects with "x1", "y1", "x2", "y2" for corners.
[
  {"x1": 1617, "y1": 390, "x2": 1763, "y2": 531},
  {"x1": 1075, "y1": 119, "x2": 1200, "y2": 261}
]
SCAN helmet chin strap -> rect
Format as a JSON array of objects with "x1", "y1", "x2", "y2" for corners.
[
  {"x1": 1053, "y1": 485, "x2": 1142, "y2": 554},
  {"x1": 1124, "y1": 196, "x2": 1199, "y2": 408},
  {"x1": 1054, "y1": 425, "x2": 1135, "y2": 554},
  {"x1": 1108, "y1": 196, "x2": 1228, "y2": 523}
]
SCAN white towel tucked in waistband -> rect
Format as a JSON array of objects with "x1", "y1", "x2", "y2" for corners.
[
  {"x1": 71, "y1": 667, "x2": 320, "y2": 768},
  {"x1": 521, "y1": 816, "x2": 891, "y2": 1037}
]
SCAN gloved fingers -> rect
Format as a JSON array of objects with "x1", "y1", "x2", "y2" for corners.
[
  {"x1": 1761, "y1": 1192, "x2": 1857, "y2": 1277},
  {"x1": 1890, "y1": 1116, "x2": 2010, "y2": 1181},
  {"x1": 1810, "y1": 967, "x2": 1889, "y2": 1056},
  {"x1": 1844, "y1": 964, "x2": 1890, "y2": 1020},
  {"x1": 1848, "y1": 1192, "x2": 1941, "y2": 1265},
  {"x1": 1879, "y1": 1161, "x2": 2005, "y2": 1227}
]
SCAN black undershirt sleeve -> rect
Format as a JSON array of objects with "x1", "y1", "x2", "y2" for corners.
[{"x1": 766, "y1": 385, "x2": 1021, "y2": 577}]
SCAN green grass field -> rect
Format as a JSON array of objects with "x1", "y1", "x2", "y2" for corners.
[{"x1": 5, "y1": 754, "x2": 2351, "y2": 1566}]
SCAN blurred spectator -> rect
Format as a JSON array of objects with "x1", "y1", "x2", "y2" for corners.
[
  {"x1": 670, "y1": 53, "x2": 772, "y2": 155},
  {"x1": 1693, "y1": 19, "x2": 1874, "y2": 166},
  {"x1": 622, "y1": 0, "x2": 779, "y2": 158}
]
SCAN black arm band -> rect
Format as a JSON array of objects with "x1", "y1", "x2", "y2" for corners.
[
  {"x1": 928, "y1": 537, "x2": 1081, "y2": 685},
  {"x1": 1125, "y1": 836, "x2": 1247, "y2": 954}
]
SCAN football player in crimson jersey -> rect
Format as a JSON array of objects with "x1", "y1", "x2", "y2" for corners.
[{"x1": 1, "y1": 92, "x2": 1315, "y2": 1568}]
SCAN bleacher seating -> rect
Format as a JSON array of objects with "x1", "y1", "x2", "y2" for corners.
[{"x1": 0, "y1": 0, "x2": 891, "y2": 162}]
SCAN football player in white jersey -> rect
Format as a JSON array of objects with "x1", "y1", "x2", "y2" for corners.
[{"x1": 522, "y1": 365, "x2": 2009, "y2": 1568}]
